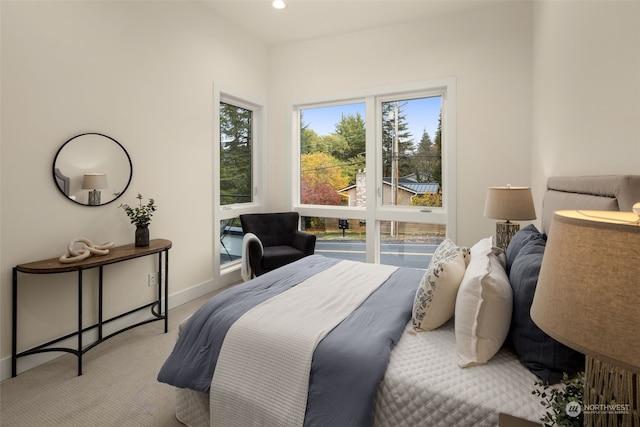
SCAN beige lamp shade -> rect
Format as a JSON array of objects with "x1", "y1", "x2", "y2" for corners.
[
  {"x1": 530, "y1": 210, "x2": 640, "y2": 373},
  {"x1": 484, "y1": 186, "x2": 536, "y2": 221},
  {"x1": 81, "y1": 173, "x2": 108, "y2": 190}
]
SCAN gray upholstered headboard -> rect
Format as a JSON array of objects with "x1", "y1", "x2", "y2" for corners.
[
  {"x1": 54, "y1": 167, "x2": 70, "y2": 196},
  {"x1": 541, "y1": 175, "x2": 640, "y2": 234}
]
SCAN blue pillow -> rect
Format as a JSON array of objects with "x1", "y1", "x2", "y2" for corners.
[
  {"x1": 505, "y1": 224, "x2": 542, "y2": 274},
  {"x1": 508, "y1": 235, "x2": 584, "y2": 384}
]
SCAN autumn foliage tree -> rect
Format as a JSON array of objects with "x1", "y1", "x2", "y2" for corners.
[
  {"x1": 301, "y1": 178, "x2": 343, "y2": 205},
  {"x1": 410, "y1": 191, "x2": 442, "y2": 207},
  {"x1": 300, "y1": 152, "x2": 349, "y2": 205}
]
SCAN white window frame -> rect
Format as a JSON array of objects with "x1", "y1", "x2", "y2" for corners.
[
  {"x1": 214, "y1": 87, "x2": 266, "y2": 284},
  {"x1": 292, "y1": 78, "x2": 457, "y2": 263}
]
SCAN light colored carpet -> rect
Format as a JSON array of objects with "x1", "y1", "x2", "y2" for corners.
[{"x1": 0, "y1": 289, "x2": 228, "y2": 427}]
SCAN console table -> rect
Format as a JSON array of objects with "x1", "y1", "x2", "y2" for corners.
[{"x1": 12, "y1": 238, "x2": 172, "y2": 377}]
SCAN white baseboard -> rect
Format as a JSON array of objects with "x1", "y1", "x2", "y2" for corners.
[{"x1": 0, "y1": 278, "x2": 217, "y2": 382}]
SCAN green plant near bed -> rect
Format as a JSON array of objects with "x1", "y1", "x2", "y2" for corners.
[{"x1": 533, "y1": 372, "x2": 584, "y2": 427}]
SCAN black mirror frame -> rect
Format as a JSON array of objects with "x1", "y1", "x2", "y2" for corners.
[{"x1": 52, "y1": 132, "x2": 133, "y2": 207}]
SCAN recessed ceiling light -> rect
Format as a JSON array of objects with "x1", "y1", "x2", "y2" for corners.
[{"x1": 272, "y1": 0, "x2": 286, "y2": 10}]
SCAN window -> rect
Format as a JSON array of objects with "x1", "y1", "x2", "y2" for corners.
[
  {"x1": 380, "y1": 96, "x2": 443, "y2": 208},
  {"x1": 215, "y1": 92, "x2": 263, "y2": 282},
  {"x1": 378, "y1": 221, "x2": 444, "y2": 268},
  {"x1": 300, "y1": 102, "x2": 366, "y2": 207},
  {"x1": 295, "y1": 80, "x2": 456, "y2": 267},
  {"x1": 220, "y1": 101, "x2": 253, "y2": 205},
  {"x1": 301, "y1": 215, "x2": 367, "y2": 263},
  {"x1": 219, "y1": 217, "x2": 242, "y2": 266}
]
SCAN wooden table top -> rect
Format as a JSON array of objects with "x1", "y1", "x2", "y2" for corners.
[{"x1": 15, "y1": 239, "x2": 172, "y2": 274}]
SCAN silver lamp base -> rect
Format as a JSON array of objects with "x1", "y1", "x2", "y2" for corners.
[
  {"x1": 495, "y1": 221, "x2": 520, "y2": 252},
  {"x1": 88, "y1": 190, "x2": 101, "y2": 206}
]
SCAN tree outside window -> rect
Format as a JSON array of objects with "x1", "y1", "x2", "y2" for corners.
[{"x1": 220, "y1": 102, "x2": 252, "y2": 206}]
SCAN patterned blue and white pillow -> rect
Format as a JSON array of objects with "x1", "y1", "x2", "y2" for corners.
[{"x1": 412, "y1": 239, "x2": 469, "y2": 331}]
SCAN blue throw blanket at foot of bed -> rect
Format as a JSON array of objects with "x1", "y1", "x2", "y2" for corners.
[{"x1": 157, "y1": 254, "x2": 425, "y2": 426}]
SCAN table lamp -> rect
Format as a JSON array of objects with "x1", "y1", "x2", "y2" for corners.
[
  {"x1": 484, "y1": 185, "x2": 536, "y2": 251},
  {"x1": 82, "y1": 173, "x2": 108, "y2": 206},
  {"x1": 531, "y1": 210, "x2": 639, "y2": 425}
]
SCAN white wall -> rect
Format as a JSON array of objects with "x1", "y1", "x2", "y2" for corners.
[
  {"x1": 0, "y1": 1, "x2": 268, "y2": 376},
  {"x1": 267, "y1": 1, "x2": 535, "y2": 248},
  {"x1": 530, "y1": 1, "x2": 640, "y2": 205}
]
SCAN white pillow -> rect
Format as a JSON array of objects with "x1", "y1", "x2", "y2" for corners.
[
  {"x1": 412, "y1": 239, "x2": 468, "y2": 331},
  {"x1": 455, "y1": 236, "x2": 512, "y2": 367}
]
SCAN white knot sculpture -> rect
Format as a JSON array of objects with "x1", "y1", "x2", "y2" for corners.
[{"x1": 59, "y1": 238, "x2": 116, "y2": 263}]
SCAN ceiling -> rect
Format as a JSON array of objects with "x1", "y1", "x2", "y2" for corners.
[{"x1": 202, "y1": 0, "x2": 499, "y2": 46}]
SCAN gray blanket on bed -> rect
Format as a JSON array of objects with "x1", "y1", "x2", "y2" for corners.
[{"x1": 157, "y1": 254, "x2": 424, "y2": 426}]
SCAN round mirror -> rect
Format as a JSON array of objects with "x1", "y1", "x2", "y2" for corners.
[{"x1": 52, "y1": 133, "x2": 132, "y2": 206}]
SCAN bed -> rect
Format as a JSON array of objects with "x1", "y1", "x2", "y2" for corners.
[{"x1": 158, "y1": 174, "x2": 640, "y2": 427}]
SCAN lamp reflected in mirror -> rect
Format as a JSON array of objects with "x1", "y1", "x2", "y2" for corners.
[{"x1": 82, "y1": 173, "x2": 108, "y2": 206}]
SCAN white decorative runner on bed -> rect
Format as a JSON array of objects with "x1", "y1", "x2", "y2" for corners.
[{"x1": 210, "y1": 260, "x2": 398, "y2": 427}]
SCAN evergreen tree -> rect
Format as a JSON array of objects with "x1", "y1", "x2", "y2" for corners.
[
  {"x1": 381, "y1": 101, "x2": 414, "y2": 179},
  {"x1": 432, "y1": 112, "x2": 442, "y2": 186},
  {"x1": 318, "y1": 134, "x2": 350, "y2": 159},
  {"x1": 334, "y1": 112, "x2": 366, "y2": 160},
  {"x1": 415, "y1": 128, "x2": 433, "y2": 182},
  {"x1": 333, "y1": 113, "x2": 366, "y2": 185},
  {"x1": 220, "y1": 102, "x2": 252, "y2": 205},
  {"x1": 300, "y1": 111, "x2": 316, "y2": 155}
]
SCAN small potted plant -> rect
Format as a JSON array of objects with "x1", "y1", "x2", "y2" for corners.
[
  {"x1": 533, "y1": 372, "x2": 584, "y2": 427},
  {"x1": 119, "y1": 194, "x2": 157, "y2": 247}
]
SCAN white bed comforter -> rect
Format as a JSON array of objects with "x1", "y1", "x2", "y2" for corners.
[
  {"x1": 176, "y1": 318, "x2": 545, "y2": 427},
  {"x1": 373, "y1": 320, "x2": 544, "y2": 426}
]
